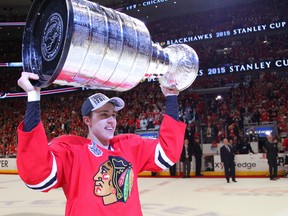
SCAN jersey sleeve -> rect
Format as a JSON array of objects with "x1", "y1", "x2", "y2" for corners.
[
  {"x1": 134, "y1": 114, "x2": 186, "y2": 173},
  {"x1": 17, "y1": 121, "x2": 63, "y2": 192}
]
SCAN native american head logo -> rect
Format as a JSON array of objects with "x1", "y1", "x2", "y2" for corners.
[{"x1": 93, "y1": 156, "x2": 134, "y2": 205}]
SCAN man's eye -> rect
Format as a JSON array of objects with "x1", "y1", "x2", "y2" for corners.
[
  {"x1": 101, "y1": 113, "x2": 109, "y2": 117},
  {"x1": 99, "y1": 112, "x2": 116, "y2": 118}
]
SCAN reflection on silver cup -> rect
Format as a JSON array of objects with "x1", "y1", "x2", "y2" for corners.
[{"x1": 22, "y1": 0, "x2": 199, "y2": 91}]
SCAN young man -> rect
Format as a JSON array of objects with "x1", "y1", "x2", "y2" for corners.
[{"x1": 17, "y1": 72, "x2": 186, "y2": 216}]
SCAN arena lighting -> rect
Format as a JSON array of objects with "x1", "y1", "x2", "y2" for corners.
[
  {"x1": 0, "y1": 62, "x2": 23, "y2": 67},
  {"x1": 215, "y1": 95, "x2": 222, "y2": 100},
  {"x1": 0, "y1": 22, "x2": 25, "y2": 27}
]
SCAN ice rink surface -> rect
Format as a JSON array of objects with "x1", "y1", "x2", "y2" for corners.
[{"x1": 0, "y1": 174, "x2": 287, "y2": 216}]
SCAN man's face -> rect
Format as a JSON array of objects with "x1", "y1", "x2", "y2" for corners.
[
  {"x1": 267, "y1": 135, "x2": 273, "y2": 142},
  {"x1": 84, "y1": 103, "x2": 117, "y2": 145}
]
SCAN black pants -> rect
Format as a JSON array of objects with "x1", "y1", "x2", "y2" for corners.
[
  {"x1": 195, "y1": 155, "x2": 202, "y2": 175},
  {"x1": 169, "y1": 164, "x2": 177, "y2": 176},
  {"x1": 268, "y1": 158, "x2": 278, "y2": 179},
  {"x1": 182, "y1": 160, "x2": 191, "y2": 177},
  {"x1": 224, "y1": 161, "x2": 235, "y2": 181}
]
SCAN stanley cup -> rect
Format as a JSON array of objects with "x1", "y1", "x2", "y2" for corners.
[{"x1": 22, "y1": 0, "x2": 199, "y2": 91}]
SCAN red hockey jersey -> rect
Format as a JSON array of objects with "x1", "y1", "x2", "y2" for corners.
[{"x1": 17, "y1": 114, "x2": 185, "y2": 216}]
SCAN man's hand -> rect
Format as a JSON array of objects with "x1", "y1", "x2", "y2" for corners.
[
  {"x1": 17, "y1": 72, "x2": 40, "y2": 93},
  {"x1": 18, "y1": 72, "x2": 41, "y2": 101},
  {"x1": 160, "y1": 85, "x2": 180, "y2": 96}
]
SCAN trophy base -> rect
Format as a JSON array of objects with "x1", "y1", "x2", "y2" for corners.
[{"x1": 22, "y1": 0, "x2": 71, "y2": 88}]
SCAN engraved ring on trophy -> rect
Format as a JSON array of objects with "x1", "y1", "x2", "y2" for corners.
[{"x1": 22, "y1": 0, "x2": 199, "y2": 91}]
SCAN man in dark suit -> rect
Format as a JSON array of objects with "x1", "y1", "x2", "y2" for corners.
[
  {"x1": 185, "y1": 123, "x2": 195, "y2": 150},
  {"x1": 180, "y1": 138, "x2": 193, "y2": 178},
  {"x1": 263, "y1": 134, "x2": 278, "y2": 180},
  {"x1": 220, "y1": 138, "x2": 237, "y2": 183},
  {"x1": 193, "y1": 137, "x2": 203, "y2": 176}
]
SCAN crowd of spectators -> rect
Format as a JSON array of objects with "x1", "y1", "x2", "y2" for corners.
[
  {"x1": 1, "y1": 70, "x2": 288, "y2": 158},
  {"x1": 147, "y1": 0, "x2": 288, "y2": 69},
  {"x1": 148, "y1": 0, "x2": 288, "y2": 41},
  {"x1": 1, "y1": 0, "x2": 288, "y2": 158}
]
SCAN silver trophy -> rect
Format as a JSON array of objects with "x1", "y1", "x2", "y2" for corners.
[{"x1": 22, "y1": 0, "x2": 199, "y2": 91}]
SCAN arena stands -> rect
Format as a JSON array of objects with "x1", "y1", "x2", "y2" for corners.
[{"x1": 0, "y1": 0, "x2": 287, "y2": 158}]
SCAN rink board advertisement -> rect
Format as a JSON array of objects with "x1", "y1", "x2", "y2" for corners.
[
  {"x1": 213, "y1": 153, "x2": 287, "y2": 174},
  {"x1": 1, "y1": 154, "x2": 287, "y2": 176},
  {"x1": 0, "y1": 158, "x2": 18, "y2": 174}
]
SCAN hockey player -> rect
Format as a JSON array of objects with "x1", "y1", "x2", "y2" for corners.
[{"x1": 17, "y1": 72, "x2": 186, "y2": 216}]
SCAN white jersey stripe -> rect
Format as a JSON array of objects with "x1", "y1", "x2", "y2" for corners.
[
  {"x1": 26, "y1": 152, "x2": 58, "y2": 191},
  {"x1": 155, "y1": 143, "x2": 174, "y2": 169}
]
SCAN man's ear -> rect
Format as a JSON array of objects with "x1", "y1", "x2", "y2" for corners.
[{"x1": 83, "y1": 116, "x2": 91, "y2": 126}]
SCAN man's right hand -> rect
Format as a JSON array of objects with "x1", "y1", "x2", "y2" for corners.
[
  {"x1": 160, "y1": 85, "x2": 180, "y2": 97},
  {"x1": 18, "y1": 72, "x2": 41, "y2": 101},
  {"x1": 17, "y1": 72, "x2": 40, "y2": 93}
]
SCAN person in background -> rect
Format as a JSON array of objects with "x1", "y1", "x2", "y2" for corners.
[
  {"x1": 263, "y1": 134, "x2": 279, "y2": 180},
  {"x1": 16, "y1": 72, "x2": 186, "y2": 216},
  {"x1": 180, "y1": 138, "x2": 193, "y2": 178},
  {"x1": 139, "y1": 115, "x2": 148, "y2": 130},
  {"x1": 232, "y1": 136, "x2": 240, "y2": 154},
  {"x1": 0, "y1": 143, "x2": 4, "y2": 158},
  {"x1": 282, "y1": 137, "x2": 288, "y2": 152},
  {"x1": 169, "y1": 163, "x2": 177, "y2": 177},
  {"x1": 220, "y1": 138, "x2": 237, "y2": 183},
  {"x1": 238, "y1": 137, "x2": 255, "y2": 154},
  {"x1": 193, "y1": 137, "x2": 203, "y2": 176},
  {"x1": 184, "y1": 123, "x2": 194, "y2": 150}
]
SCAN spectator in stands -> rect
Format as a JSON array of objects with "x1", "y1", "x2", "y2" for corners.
[
  {"x1": 0, "y1": 143, "x2": 4, "y2": 158},
  {"x1": 232, "y1": 136, "x2": 241, "y2": 154},
  {"x1": 282, "y1": 137, "x2": 288, "y2": 152},
  {"x1": 220, "y1": 138, "x2": 237, "y2": 183},
  {"x1": 211, "y1": 140, "x2": 219, "y2": 154},
  {"x1": 204, "y1": 122, "x2": 214, "y2": 143},
  {"x1": 16, "y1": 71, "x2": 186, "y2": 215},
  {"x1": 238, "y1": 137, "x2": 255, "y2": 154},
  {"x1": 139, "y1": 116, "x2": 148, "y2": 130},
  {"x1": 180, "y1": 138, "x2": 193, "y2": 178},
  {"x1": 147, "y1": 114, "x2": 155, "y2": 129},
  {"x1": 243, "y1": 112, "x2": 252, "y2": 125},
  {"x1": 263, "y1": 134, "x2": 279, "y2": 180}
]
